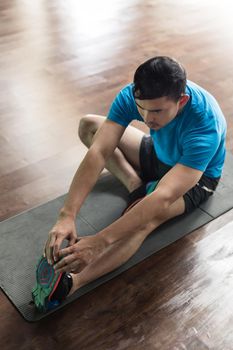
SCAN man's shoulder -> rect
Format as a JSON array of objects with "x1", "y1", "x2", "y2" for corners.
[
  {"x1": 107, "y1": 83, "x2": 143, "y2": 127},
  {"x1": 186, "y1": 80, "x2": 212, "y2": 103},
  {"x1": 186, "y1": 80, "x2": 225, "y2": 120},
  {"x1": 118, "y1": 83, "x2": 134, "y2": 100},
  {"x1": 113, "y1": 83, "x2": 136, "y2": 111}
]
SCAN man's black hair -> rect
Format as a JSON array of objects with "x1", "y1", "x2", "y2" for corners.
[{"x1": 133, "y1": 56, "x2": 187, "y2": 101}]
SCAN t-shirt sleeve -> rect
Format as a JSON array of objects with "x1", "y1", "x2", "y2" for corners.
[
  {"x1": 178, "y1": 120, "x2": 221, "y2": 172},
  {"x1": 107, "y1": 86, "x2": 135, "y2": 127}
]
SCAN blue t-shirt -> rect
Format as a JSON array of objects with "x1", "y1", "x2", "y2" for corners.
[{"x1": 107, "y1": 80, "x2": 227, "y2": 178}]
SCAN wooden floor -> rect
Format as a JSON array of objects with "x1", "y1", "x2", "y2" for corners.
[{"x1": 1, "y1": 0, "x2": 233, "y2": 349}]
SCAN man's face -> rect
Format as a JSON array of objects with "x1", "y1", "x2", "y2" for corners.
[{"x1": 135, "y1": 95, "x2": 189, "y2": 130}]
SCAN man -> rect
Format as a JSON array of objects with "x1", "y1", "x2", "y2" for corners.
[{"x1": 32, "y1": 56, "x2": 226, "y2": 311}]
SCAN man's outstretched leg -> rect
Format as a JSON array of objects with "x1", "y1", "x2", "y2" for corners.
[
  {"x1": 32, "y1": 193, "x2": 184, "y2": 312},
  {"x1": 68, "y1": 196, "x2": 185, "y2": 296}
]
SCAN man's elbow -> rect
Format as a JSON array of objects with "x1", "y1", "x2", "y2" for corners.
[
  {"x1": 87, "y1": 146, "x2": 106, "y2": 169},
  {"x1": 90, "y1": 142, "x2": 115, "y2": 163}
]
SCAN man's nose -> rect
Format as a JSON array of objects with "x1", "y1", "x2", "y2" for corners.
[{"x1": 144, "y1": 111, "x2": 154, "y2": 123}]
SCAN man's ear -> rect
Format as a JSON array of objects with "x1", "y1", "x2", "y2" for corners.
[{"x1": 178, "y1": 94, "x2": 189, "y2": 108}]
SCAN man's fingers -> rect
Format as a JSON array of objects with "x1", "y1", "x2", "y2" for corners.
[
  {"x1": 58, "y1": 245, "x2": 75, "y2": 259},
  {"x1": 55, "y1": 258, "x2": 85, "y2": 274},
  {"x1": 53, "y1": 238, "x2": 64, "y2": 262},
  {"x1": 70, "y1": 260, "x2": 86, "y2": 273},
  {"x1": 54, "y1": 253, "x2": 77, "y2": 271},
  {"x1": 45, "y1": 235, "x2": 52, "y2": 262},
  {"x1": 43, "y1": 243, "x2": 47, "y2": 258},
  {"x1": 68, "y1": 237, "x2": 78, "y2": 246},
  {"x1": 48, "y1": 234, "x2": 57, "y2": 264}
]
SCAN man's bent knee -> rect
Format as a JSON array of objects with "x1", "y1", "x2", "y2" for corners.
[{"x1": 78, "y1": 115, "x2": 102, "y2": 146}]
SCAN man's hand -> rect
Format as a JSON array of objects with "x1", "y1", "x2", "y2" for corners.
[
  {"x1": 53, "y1": 234, "x2": 108, "y2": 274},
  {"x1": 44, "y1": 214, "x2": 78, "y2": 265}
]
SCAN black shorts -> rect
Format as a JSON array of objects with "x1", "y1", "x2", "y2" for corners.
[{"x1": 139, "y1": 135, "x2": 220, "y2": 214}]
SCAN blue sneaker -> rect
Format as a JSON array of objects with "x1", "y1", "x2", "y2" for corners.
[{"x1": 32, "y1": 256, "x2": 73, "y2": 312}]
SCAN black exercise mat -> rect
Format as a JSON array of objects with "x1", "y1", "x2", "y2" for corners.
[{"x1": 1, "y1": 151, "x2": 233, "y2": 322}]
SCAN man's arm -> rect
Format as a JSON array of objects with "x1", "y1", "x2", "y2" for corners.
[
  {"x1": 45, "y1": 119, "x2": 126, "y2": 264},
  {"x1": 60, "y1": 119, "x2": 126, "y2": 219},
  {"x1": 54, "y1": 163, "x2": 204, "y2": 272},
  {"x1": 98, "y1": 163, "x2": 203, "y2": 245}
]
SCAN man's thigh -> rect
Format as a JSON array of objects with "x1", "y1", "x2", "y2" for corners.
[
  {"x1": 118, "y1": 124, "x2": 145, "y2": 172},
  {"x1": 83, "y1": 114, "x2": 145, "y2": 173}
]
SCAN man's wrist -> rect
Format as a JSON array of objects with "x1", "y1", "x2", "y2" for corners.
[
  {"x1": 58, "y1": 207, "x2": 76, "y2": 221},
  {"x1": 97, "y1": 231, "x2": 112, "y2": 247}
]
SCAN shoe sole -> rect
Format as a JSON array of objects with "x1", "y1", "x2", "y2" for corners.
[{"x1": 32, "y1": 256, "x2": 63, "y2": 312}]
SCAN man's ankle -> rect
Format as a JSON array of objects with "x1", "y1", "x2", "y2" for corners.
[{"x1": 67, "y1": 273, "x2": 82, "y2": 297}]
